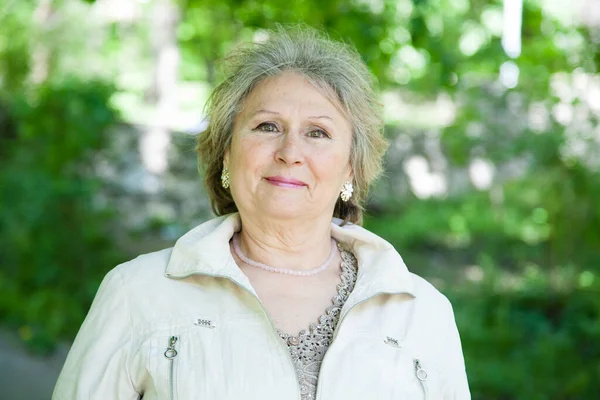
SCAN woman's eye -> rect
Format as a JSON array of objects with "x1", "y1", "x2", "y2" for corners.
[
  {"x1": 307, "y1": 129, "x2": 329, "y2": 139},
  {"x1": 254, "y1": 122, "x2": 278, "y2": 132}
]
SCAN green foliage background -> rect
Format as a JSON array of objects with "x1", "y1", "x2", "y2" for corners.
[{"x1": 1, "y1": 0, "x2": 599, "y2": 398}]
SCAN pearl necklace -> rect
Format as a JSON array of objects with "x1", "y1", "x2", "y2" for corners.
[{"x1": 232, "y1": 233, "x2": 336, "y2": 277}]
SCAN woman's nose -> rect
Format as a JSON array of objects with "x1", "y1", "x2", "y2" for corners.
[{"x1": 275, "y1": 132, "x2": 304, "y2": 165}]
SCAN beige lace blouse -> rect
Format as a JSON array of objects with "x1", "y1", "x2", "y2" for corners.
[{"x1": 277, "y1": 243, "x2": 358, "y2": 400}]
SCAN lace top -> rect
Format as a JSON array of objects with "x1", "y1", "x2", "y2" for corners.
[{"x1": 277, "y1": 243, "x2": 358, "y2": 400}]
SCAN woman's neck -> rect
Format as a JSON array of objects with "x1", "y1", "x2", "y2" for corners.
[{"x1": 236, "y1": 213, "x2": 334, "y2": 272}]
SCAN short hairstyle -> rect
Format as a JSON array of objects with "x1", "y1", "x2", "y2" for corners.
[{"x1": 197, "y1": 26, "x2": 388, "y2": 225}]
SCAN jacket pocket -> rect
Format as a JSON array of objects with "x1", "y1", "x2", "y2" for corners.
[
  {"x1": 407, "y1": 354, "x2": 444, "y2": 400},
  {"x1": 384, "y1": 338, "x2": 443, "y2": 399},
  {"x1": 164, "y1": 336, "x2": 179, "y2": 400},
  {"x1": 413, "y1": 358, "x2": 430, "y2": 400},
  {"x1": 147, "y1": 318, "x2": 217, "y2": 400}
]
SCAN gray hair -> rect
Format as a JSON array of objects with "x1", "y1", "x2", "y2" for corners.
[{"x1": 197, "y1": 26, "x2": 388, "y2": 224}]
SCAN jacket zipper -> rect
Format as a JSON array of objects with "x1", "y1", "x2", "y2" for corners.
[
  {"x1": 167, "y1": 273, "x2": 302, "y2": 400},
  {"x1": 414, "y1": 358, "x2": 429, "y2": 399},
  {"x1": 164, "y1": 335, "x2": 179, "y2": 400},
  {"x1": 228, "y1": 281, "x2": 302, "y2": 400}
]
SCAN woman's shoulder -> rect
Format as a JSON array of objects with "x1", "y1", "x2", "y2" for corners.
[
  {"x1": 92, "y1": 246, "x2": 215, "y2": 330},
  {"x1": 408, "y1": 272, "x2": 454, "y2": 312}
]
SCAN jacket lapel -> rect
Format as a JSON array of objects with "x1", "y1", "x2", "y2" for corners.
[{"x1": 165, "y1": 213, "x2": 416, "y2": 303}]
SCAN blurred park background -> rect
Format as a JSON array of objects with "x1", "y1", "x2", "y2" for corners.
[{"x1": 1, "y1": 0, "x2": 599, "y2": 398}]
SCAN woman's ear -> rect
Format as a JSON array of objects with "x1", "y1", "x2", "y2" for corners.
[
  {"x1": 223, "y1": 151, "x2": 229, "y2": 170},
  {"x1": 346, "y1": 166, "x2": 354, "y2": 184}
]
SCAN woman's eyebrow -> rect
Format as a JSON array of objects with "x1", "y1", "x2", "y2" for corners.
[{"x1": 250, "y1": 109, "x2": 280, "y2": 117}]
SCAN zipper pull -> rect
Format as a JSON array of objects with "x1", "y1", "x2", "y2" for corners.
[
  {"x1": 164, "y1": 336, "x2": 178, "y2": 359},
  {"x1": 414, "y1": 359, "x2": 428, "y2": 381}
]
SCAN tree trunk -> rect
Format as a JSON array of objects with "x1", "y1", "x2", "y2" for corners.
[
  {"x1": 30, "y1": 0, "x2": 54, "y2": 84},
  {"x1": 140, "y1": 0, "x2": 180, "y2": 175}
]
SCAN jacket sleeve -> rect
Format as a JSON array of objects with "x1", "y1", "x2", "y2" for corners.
[
  {"x1": 52, "y1": 267, "x2": 140, "y2": 400},
  {"x1": 441, "y1": 298, "x2": 471, "y2": 400}
]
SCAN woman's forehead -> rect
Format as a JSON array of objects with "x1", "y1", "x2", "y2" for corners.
[{"x1": 239, "y1": 72, "x2": 349, "y2": 122}]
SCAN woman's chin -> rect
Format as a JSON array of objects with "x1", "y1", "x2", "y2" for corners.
[{"x1": 253, "y1": 200, "x2": 315, "y2": 220}]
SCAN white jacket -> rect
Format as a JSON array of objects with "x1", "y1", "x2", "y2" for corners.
[{"x1": 53, "y1": 213, "x2": 470, "y2": 400}]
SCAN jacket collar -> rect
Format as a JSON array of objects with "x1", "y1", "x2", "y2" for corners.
[{"x1": 165, "y1": 213, "x2": 415, "y2": 301}]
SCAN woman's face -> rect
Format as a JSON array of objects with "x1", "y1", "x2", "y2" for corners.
[{"x1": 225, "y1": 72, "x2": 353, "y2": 222}]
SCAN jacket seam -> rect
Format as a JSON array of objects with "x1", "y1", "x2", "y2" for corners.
[
  {"x1": 440, "y1": 296, "x2": 459, "y2": 397},
  {"x1": 115, "y1": 267, "x2": 139, "y2": 394}
]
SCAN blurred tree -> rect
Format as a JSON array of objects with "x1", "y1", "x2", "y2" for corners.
[{"x1": 0, "y1": 78, "x2": 122, "y2": 353}]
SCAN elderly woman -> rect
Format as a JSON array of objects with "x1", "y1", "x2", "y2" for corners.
[{"x1": 54, "y1": 27, "x2": 470, "y2": 400}]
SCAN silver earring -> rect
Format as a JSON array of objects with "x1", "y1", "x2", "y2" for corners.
[
  {"x1": 221, "y1": 168, "x2": 230, "y2": 189},
  {"x1": 340, "y1": 181, "x2": 353, "y2": 202}
]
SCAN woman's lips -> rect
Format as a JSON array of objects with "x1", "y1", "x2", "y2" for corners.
[{"x1": 264, "y1": 176, "x2": 307, "y2": 188}]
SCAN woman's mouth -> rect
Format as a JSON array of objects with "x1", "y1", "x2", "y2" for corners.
[{"x1": 264, "y1": 176, "x2": 307, "y2": 188}]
